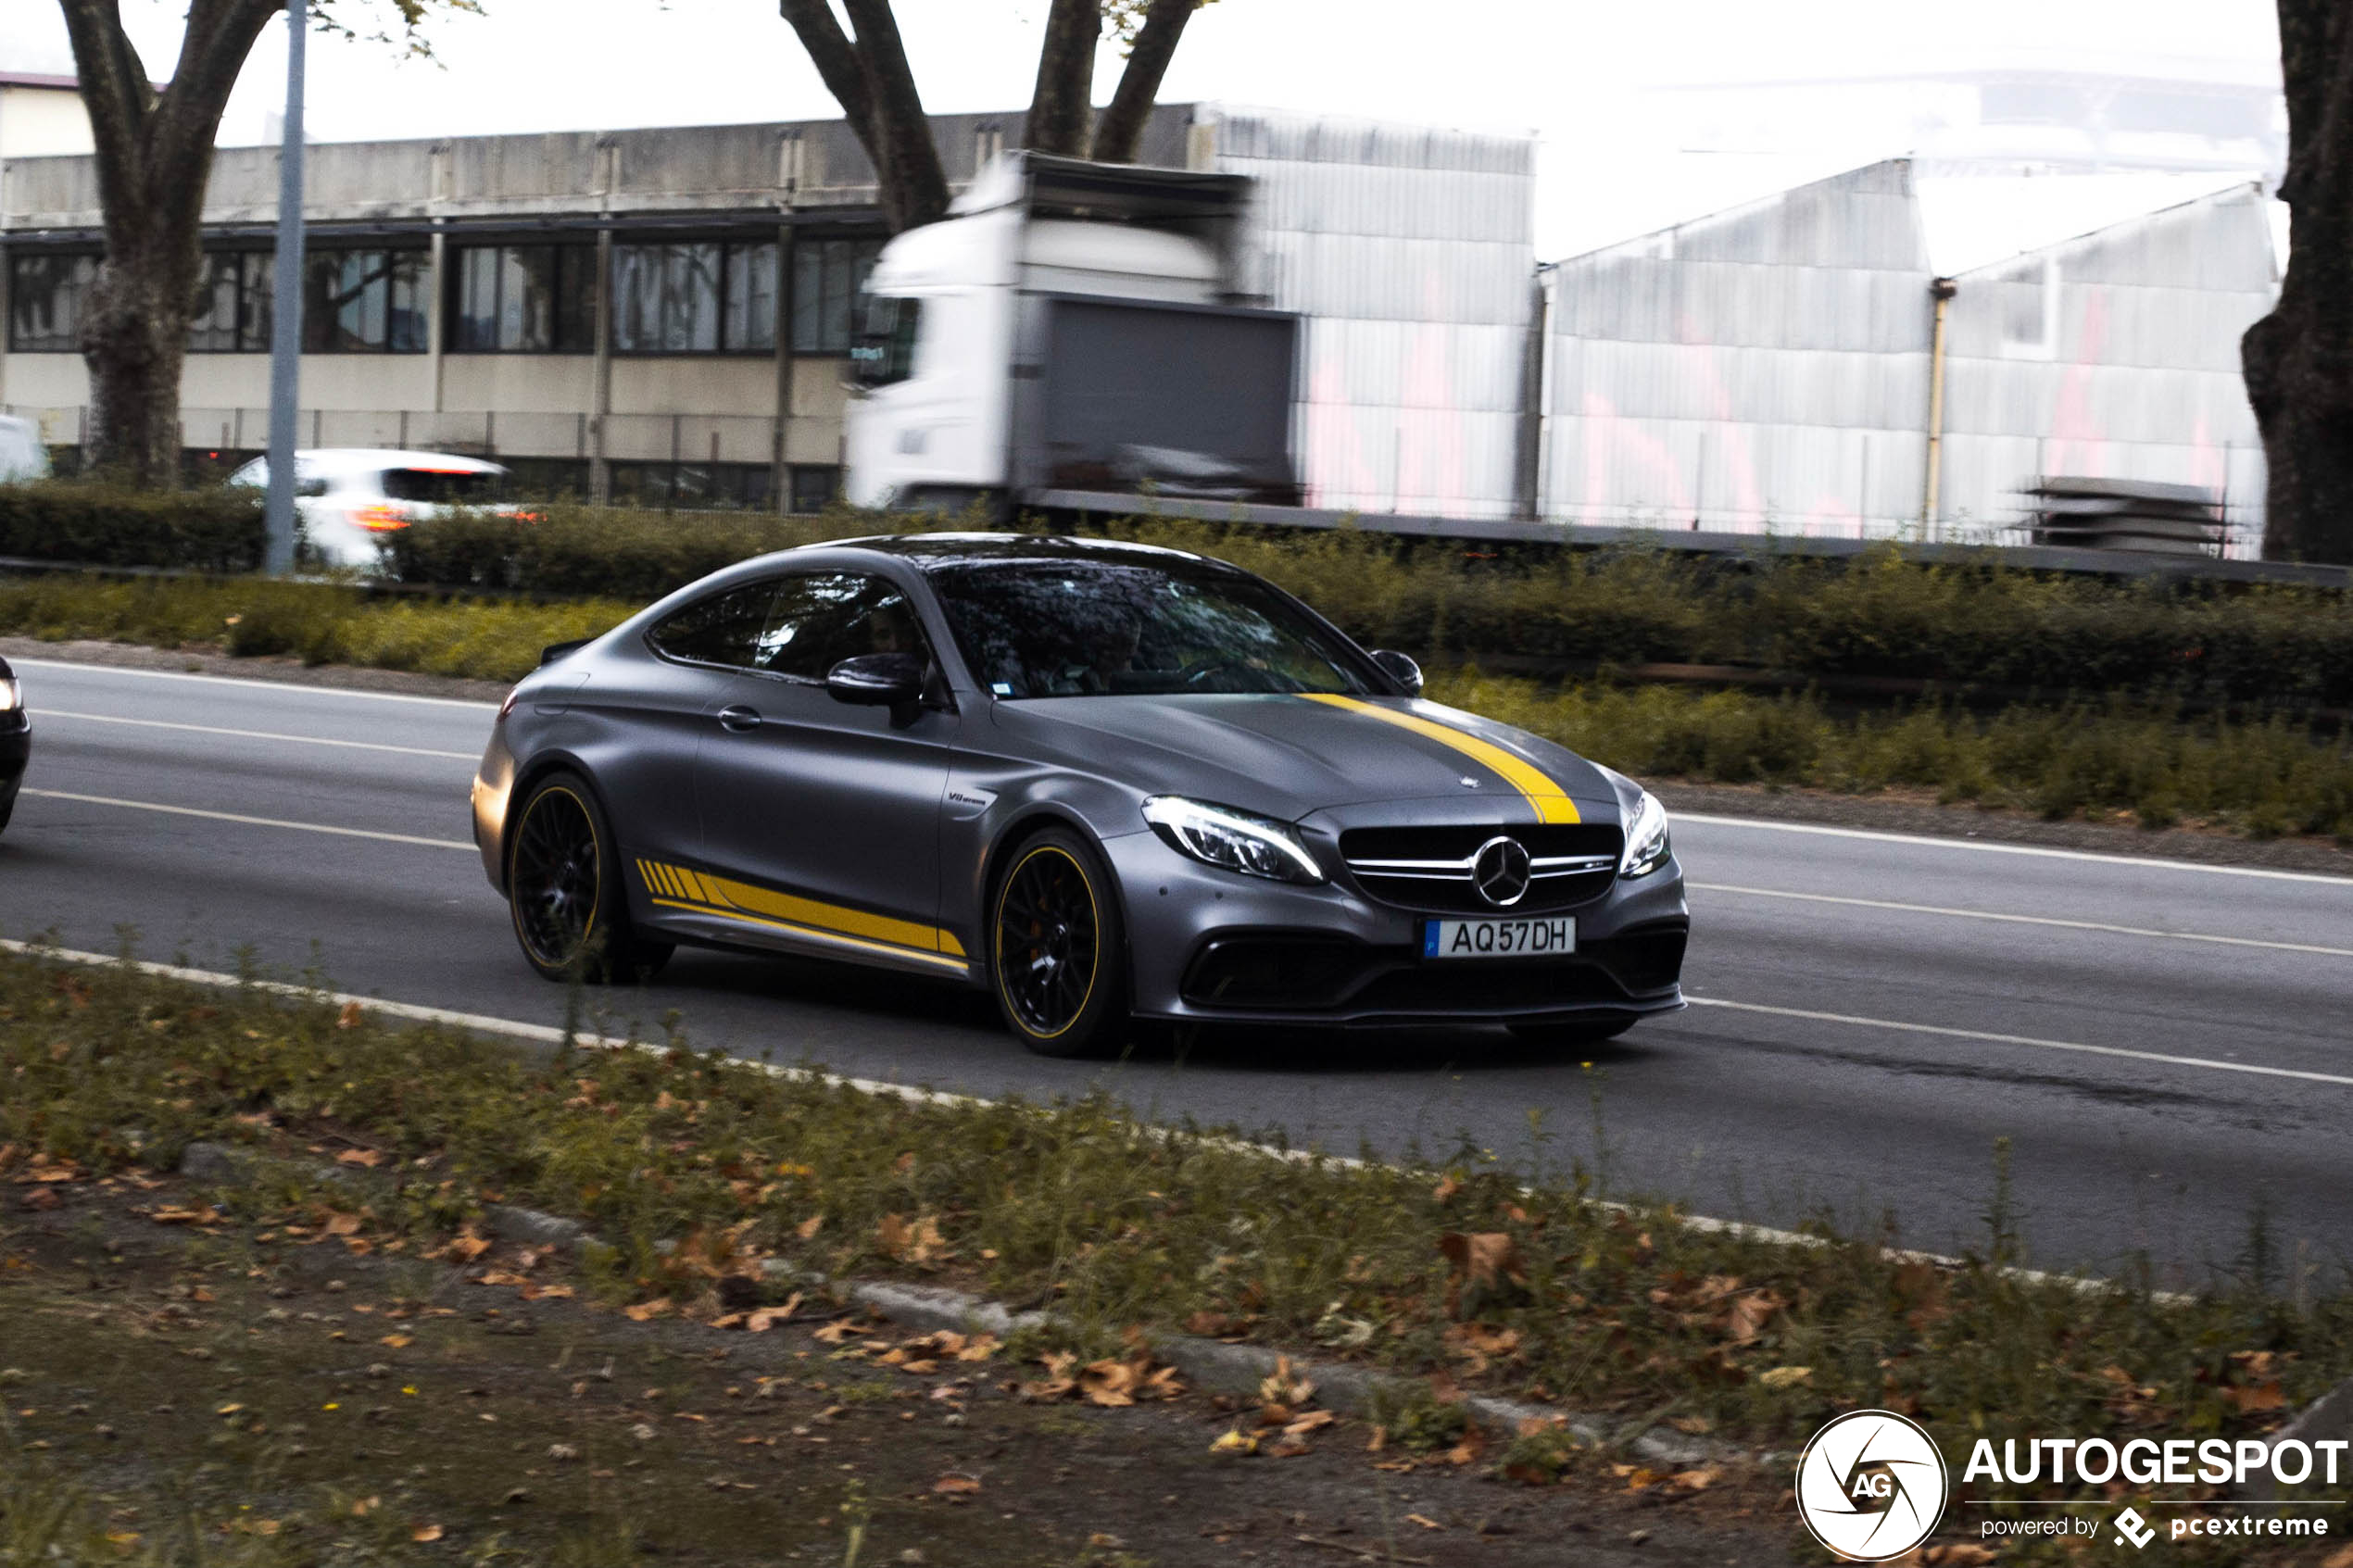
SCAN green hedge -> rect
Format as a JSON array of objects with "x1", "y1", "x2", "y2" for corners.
[
  {"x1": 0, "y1": 480, "x2": 265, "y2": 572},
  {"x1": 382, "y1": 508, "x2": 2353, "y2": 714},
  {"x1": 378, "y1": 505, "x2": 866, "y2": 600}
]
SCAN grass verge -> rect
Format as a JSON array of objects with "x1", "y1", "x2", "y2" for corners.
[
  {"x1": 2, "y1": 943, "x2": 2345, "y2": 1544},
  {"x1": 8, "y1": 568, "x2": 2351, "y2": 843}
]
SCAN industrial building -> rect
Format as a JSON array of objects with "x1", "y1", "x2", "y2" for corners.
[
  {"x1": 0, "y1": 97, "x2": 2280, "y2": 546},
  {"x1": 1537, "y1": 157, "x2": 2279, "y2": 547},
  {"x1": 0, "y1": 103, "x2": 1536, "y2": 519}
]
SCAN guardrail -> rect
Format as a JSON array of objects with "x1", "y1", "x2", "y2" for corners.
[{"x1": 1034, "y1": 489, "x2": 2353, "y2": 589}]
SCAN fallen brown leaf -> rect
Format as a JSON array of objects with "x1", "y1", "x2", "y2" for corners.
[
  {"x1": 410, "y1": 1524, "x2": 443, "y2": 1543},
  {"x1": 334, "y1": 1148, "x2": 385, "y2": 1169}
]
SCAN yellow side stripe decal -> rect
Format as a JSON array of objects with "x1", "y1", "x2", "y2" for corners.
[
  {"x1": 635, "y1": 859, "x2": 966, "y2": 961},
  {"x1": 646, "y1": 898, "x2": 968, "y2": 972},
  {"x1": 1302, "y1": 694, "x2": 1581, "y2": 824}
]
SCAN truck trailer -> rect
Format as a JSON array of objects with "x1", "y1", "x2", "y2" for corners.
[{"x1": 845, "y1": 152, "x2": 1310, "y2": 520}]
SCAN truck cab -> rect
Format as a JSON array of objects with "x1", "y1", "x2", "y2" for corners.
[{"x1": 845, "y1": 152, "x2": 1302, "y2": 515}]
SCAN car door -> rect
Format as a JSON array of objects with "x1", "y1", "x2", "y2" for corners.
[
  {"x1": 592, "y1": 577, "x2": 775, "y2": 894},
  {"x1": 691, "y1": 570, "x2": 961, "y2": 967}
]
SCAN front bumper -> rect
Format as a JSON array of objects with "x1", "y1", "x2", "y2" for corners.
[{"x1": 1104, "y1": 828, "x2": 1688, "y2": 1027}]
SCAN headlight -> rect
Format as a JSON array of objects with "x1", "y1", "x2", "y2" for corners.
[
  {"x1": 1619, "y1": 789, "x2": 1671, "y2": 879},
  {"x1": 0, "y1": 677, "x2": 19, "y2": 713},
  {"x1": 1142, "y1": 796, "x2": 1324, "y2": 884}
]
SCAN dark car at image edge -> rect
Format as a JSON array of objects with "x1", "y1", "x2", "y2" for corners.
[
  {"x1": 470, "y1": 534, "x2": 1689, "y2": 1055},
  {"x1": 0, "y1": 655, "x2": 27, "y2": 839}
]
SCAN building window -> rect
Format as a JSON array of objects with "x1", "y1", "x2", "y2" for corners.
[
  {"x1": 7, "y1": 253, "x2": 97, "y2": 352},
  {"x1": 449, "y1": 245, "x2": 595, "y2": 353},
  {"x1": 789, "y1": 464, "x2": 841, "y2": 515},
  {"x1": 609, "y1": 460, "x2": 774, "y2": 510},
  {"x1": 610, "y1": 241, "x2": 781, "y2": 355},
  {"x1": 499, "y1": 457, "x2": 592, "y2": 500},
  {"x1": 302, "y1": 249, "x2": 427, "y2": 353},
  {"x1": 790, "y1": 237, "x2": 884, "y2": 354},
  {"x1": 187, "y1": 251, "x2": 272, "y2": 352},
  {"x1": 724, "y1": 243, "x2": 780, "y2": 353}
]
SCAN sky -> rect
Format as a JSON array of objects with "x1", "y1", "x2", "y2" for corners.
[{"x1": 5, "y1": 0, "x2": 2288, "y2": 260}]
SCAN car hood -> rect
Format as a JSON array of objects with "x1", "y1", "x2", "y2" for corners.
[{"x1": 987, "y1": 692, "x2": 1619, "y2": 824}]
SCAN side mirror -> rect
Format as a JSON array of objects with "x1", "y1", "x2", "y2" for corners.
[
  {"x1": 826, "y1": 651, "x2": 927, "y2": 706},
  {"x1": 1370, "y1": 649, "x2": 1424, "y2": 697}
]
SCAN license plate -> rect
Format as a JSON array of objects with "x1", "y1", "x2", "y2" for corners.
[{"x1": 1423, "y1": 916, "x2": 1577, "y2": 960}]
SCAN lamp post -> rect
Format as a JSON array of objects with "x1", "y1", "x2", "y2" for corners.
[{"x1": 262, "y1": 0, "x2": 307, "y2": 574}]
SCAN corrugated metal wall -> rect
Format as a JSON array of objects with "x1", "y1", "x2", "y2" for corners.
[
  {"x1": 1542, "y1": 160, "x2": 1935, "y2": 537},
  {"x1": 1940, "y1": 183, "x2": 2274, "y2": 551},
  {"x1": 1541, "y1": 161, "x2": 2276, "y2": 550},
  {"x1": 1208, "y1": 107, "x2": 1536, "y2": 521}
]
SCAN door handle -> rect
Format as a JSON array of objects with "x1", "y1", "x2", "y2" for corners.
[{"x1": 716, "y1": 705, "x2": 763, "y2": 732}]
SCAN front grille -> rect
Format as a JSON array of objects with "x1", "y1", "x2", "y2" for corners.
[
  {"x1": 1347, "y1": 960, "x2": 1633, "y2": 1014},
  {"x1": 1339, "y1": 822, "x2": 1622, "y2": 913}
]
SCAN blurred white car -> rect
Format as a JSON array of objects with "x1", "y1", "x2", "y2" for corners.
[
  {"x1": 0, "y1": 416, "x2": 52, "y2": 483},
  {"x1": 227, "y1": 449, "x2": 523, "y2": 570}
]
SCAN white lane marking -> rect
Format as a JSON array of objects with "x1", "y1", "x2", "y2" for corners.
[
  {"x1": 1678, "y1": 810, "x2": 2353, "y2": 886},
  {"x1": 19, "y1": 788, "x2": 476, "y2": 851},
  {"x1": 1691, "y1": 882, "x2": 2353, "y2": 959},
  {"x1": 8, "y1": 657, "x2": 500, "y2": 711},
  {"x1": 1687, "y1": 997, "x2": 2353, "y2": 1088},
  {"x1": 31, "y1": 708, "x2": 478, "y2": 761},
  {"x1": 0, "y1": 937, "x2": 2183, "y2": 1298}
]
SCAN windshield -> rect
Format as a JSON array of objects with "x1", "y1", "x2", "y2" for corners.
[{"x1": 926, "y1": 557, "x2": 1378, "y2": 699}]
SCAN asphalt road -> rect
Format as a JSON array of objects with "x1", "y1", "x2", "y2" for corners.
[{"x1": 6, "y1": 656, "x2": 2350, "y2": 1285}]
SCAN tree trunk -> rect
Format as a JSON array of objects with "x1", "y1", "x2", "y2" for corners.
[
  {"x1": 2245, "y1": 0, "x2": 2353, "y2": 564},
  {"x1": 1092, "y1": 0, "x2": 1197, "y2": 165},
  {"x1": 57, "y1": 0, "x2": 281, "y2": 487},
  {"x1": 1025, "y1": 0, "x2": 1098, "y2": 157},
  {"x1": 81, "y1": 231, "x2": 200, "y2": 485},
  {"x1": 838, "y1": 0, "x2": 950, "y2": 232}
]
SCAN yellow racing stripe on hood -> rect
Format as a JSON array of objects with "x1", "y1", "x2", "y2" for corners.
[{"x1": 1302, "y1": 694, "x2": 1581, "y2": 823}]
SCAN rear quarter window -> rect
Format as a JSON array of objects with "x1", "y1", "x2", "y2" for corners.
[{"x1": 381, "y1": 468, "x2": 507, "y2": 504}]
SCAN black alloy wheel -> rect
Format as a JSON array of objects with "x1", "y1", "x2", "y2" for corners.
[
  {"x1": 507, "y1": 771, "x2": 671, "y2": 983},
  {"x1": 990, "y1": 827, "x2": 1127, "y2": 1057}
]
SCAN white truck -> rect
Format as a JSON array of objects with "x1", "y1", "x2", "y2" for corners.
[{"x1": 844, "y1": 152, "x2": 1305, "y2": 518}]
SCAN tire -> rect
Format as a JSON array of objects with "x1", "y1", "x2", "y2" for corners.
[
  {"x1": 1506, "y1": 1016, "x2": 1637, "y2": 1048},
  {"x1": 506, "y1": 771, "x2": 673, "y2": 984},
  {"x1": 988, "y1": 826, "x2": 1129, "y2": 1058}
]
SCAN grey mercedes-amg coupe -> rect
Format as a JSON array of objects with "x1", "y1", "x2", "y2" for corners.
[{"x1": 471, "y1": 534, "x2": 1688, "y2": 1055}]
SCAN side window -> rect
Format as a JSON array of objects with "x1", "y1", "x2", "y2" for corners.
[
  {"x1": 752, "y1": 573, "x2": 927, "y2": 682},
  {"x1": 647, "y1": 582, "x2": 778, "y2": 669}
]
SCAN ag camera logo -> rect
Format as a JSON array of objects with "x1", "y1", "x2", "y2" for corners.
[{"x1": 1795, "y1": 1410, "x2": 1949, "y2": 1561}]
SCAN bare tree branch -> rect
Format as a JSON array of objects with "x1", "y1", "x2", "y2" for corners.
[
  {"x1": 1091, "y1": 0, "x2": 1196, "y2": 164},
  {"x1": 837, "y1": 0, "x2": 950, "y2": 230},
  {"x1": 777, "y1": 0, "x2": 876, "y2": 144},
  {"x1": 1025, "y1": 0, "x2": 1098, "y2": 157}
]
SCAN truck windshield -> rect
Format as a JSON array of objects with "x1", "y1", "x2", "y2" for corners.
[
  {"x1": 926, "y1": 557, "x2": 1377, "y2": 699},
  {"x1": 850, "y1": 296, "x2": 921, "y2": 388}
]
